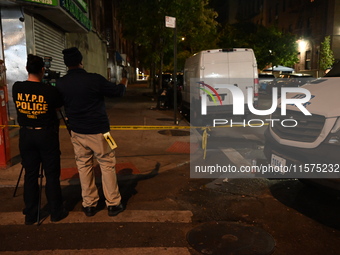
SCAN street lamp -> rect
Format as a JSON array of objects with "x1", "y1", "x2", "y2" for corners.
[{"x1": 298, "y1": 39, "x2": 307, "y2": 52}]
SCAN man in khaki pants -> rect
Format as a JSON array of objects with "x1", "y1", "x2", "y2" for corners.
[{"x1": 57, "y1": 47, "x2": 126, "y2": 217}]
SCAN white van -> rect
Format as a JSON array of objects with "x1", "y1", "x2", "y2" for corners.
[
  {"x1": 180, "y1": 48, "x2": 259, "y2": 123},
  {"x1": 264, "y1": 64, "x2": 340, "y2": 190}
]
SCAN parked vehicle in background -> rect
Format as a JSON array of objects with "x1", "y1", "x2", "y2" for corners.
[
  {"x1": 264, "y1": 63, "x2": 340, "y2": 191},
  {"x1": 265, "y1": 76, "x2": 289, "y2": 95},
  {"x1": 160, "y1": 73, "x2": 183, "y2": 89},
  {"x1": 259, "y1": 73, "x2": 275, "y2": 91},
  {"x1": 161, "y1": 73, "x2": 172, "y2": 89},
  {"x1": 158, "y1": 72, "x2": 183, "y2": 110},
  {"x1": 176, "y1": 73, "x2": 183, "y2": 88},
  {"x1": 181, "y1": 48, "x2": 259, "y2": 121},
  {"x1": 265, "y1": 73, "x2": 315, "y2": 95},
  {"x1": 287, "y1": 74, "x2": 315, "y2": 87}
]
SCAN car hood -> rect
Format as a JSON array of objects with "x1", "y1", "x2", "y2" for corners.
[{"x1": 281, "y1": 77, "x2": 340, "y2": 118}]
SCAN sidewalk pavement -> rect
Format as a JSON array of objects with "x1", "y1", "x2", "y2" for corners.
[{"x1": 1, "y1": 82, "x2": 197, "y2": 187}]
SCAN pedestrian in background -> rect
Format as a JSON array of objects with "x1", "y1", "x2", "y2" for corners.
[
  {"x1": 57, "y1": 47, "x2": 125, "y2": 217},
  {"x1": 12, "y1": 54, "x2": 68, "y2": 225}
]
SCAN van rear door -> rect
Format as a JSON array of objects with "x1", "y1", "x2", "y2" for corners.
[
  {"x1": 202, "y1": 50, "x2": 232, "y2": 107},
  {"x1": 228, "y1": 49, "x2": 257, "y2": 105}
]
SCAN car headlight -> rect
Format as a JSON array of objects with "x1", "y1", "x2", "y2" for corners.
[{"x1": 326, "y1": 117, "x2": 340, "y2": 145}]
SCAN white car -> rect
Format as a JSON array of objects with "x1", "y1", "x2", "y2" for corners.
[{"x1": 264, "y1": 66, "x2": 340, "y2": 190}]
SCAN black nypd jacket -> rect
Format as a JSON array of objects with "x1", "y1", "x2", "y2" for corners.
[
  {"x1": 12, "y1": 81, "x2": 62, "y2": 127},
  {"x1": 56, "y1": 68, "x2": 125, "y2": 134}
]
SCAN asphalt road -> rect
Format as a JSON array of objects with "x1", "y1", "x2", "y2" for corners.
[
  {"x1": 1, "y1": 162, "x2": 340, "y2": 255},
  {"x1": 1, "y1": 90, "x2": 340, "y2": 255}
]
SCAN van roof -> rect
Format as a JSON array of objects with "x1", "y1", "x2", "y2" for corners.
[
  {"x1": 203, "y1": 48, "x2": 254, "y2": 54},
  {"x1": 191, "y1": 48, "x2": 254, "y2": 57}
]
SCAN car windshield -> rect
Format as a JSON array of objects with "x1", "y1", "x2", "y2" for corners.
[
  {"x1": 259, "y1": 74, "x2": 275, "y2": 78},
  {"x1": 324, "y1": 62, "x2": 340, "y2": 77}
]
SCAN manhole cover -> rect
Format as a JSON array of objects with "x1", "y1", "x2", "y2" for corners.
[
  {"x1": 187, "y1": 221, "x2": 275, "y2": 255},
  {"x1": 158, "y1": 130, "x2": 190, "y2": 136}
]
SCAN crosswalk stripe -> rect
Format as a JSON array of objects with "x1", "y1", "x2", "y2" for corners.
[
  {"x1": 0, "y1": 210, "x2": 193, "y2": 225},
  {"x1": 220, "y1": 148, "x2": 255, "y2": 178},
  {"x1": 242, "y1": 134, "x2": 261, "y2": 141},
  {"x1": 220, "y1": 148, "x2": 252, "y2": 167},
  {"x1": 0, "y1": 247, "x2": 191, "y2": 255}
]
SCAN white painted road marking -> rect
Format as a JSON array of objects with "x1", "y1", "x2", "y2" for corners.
[
  {"x1": 0, "y1": 247, "x2": 191, "y2": 255},
  {"x1": 220, "y1": 148, "x2": 251, "y2": 167},
  {"x1": 220, "y1": 148, "x2": 255, "y2": 178},
  {"x1": 0, "y1": 210, "x2": 193, "y2": 225},
  {"x1": 242, "y1": 134, "x2": 261, "y2": 141}
]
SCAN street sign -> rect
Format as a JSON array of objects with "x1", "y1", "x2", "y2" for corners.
[
  {"x1": 165, "y1": 16, "x2": 176, "y2": 28},
  {"x1": 19, "y1": 0, "x2": 58, "y2": 6}
]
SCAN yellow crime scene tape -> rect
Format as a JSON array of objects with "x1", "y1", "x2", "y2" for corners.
[
  {"x1": 0, "y1": 124, "x2": 268, "y2": 130},
  {"x1": 0, "y1": 123, "x2": 268, "y2": 159}
]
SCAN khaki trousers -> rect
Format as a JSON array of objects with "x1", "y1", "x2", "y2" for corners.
[{"x1": 71, "y1": 131, "x2": 121, "y2": 208}]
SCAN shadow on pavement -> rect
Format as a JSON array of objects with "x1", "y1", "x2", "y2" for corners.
[
  {"x1": 117, "y1": 162, "x2": 160, "y2": 207},
  {"x1": 61, "y1": 163, "x2": 160, "y2": 211},
  {"x1": 269, "y1": 179, "x2": 340, "y2": 230}
]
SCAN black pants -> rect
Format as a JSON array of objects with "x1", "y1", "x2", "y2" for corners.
[{"x1": 19, "y1": 126, "x2": 63, "y2": 219}]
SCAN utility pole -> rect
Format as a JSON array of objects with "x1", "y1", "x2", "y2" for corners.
[{"x1": 165, "y1": 15, "x2": 178, "y2": 125}]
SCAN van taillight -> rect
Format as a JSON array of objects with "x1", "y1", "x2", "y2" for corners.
[{"x1": 254, "y1": 78, "x2": 259, "y2": 107}]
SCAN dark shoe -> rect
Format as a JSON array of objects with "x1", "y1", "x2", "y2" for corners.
[
  {"x1": 24, "y1": 210, "x2": 49, "y2": 225},
  {"x1": 25, "y1": 216, "x2": 37, "y2": 225},
  {"x1": 51, "y1": 208, "x2": 69, "y2": 222},
  {"x1": 83, "y1": 206, "x2": 96, "y2": 217},
  {"x1": 108, "y1": 203, "x2": 124, "y2": 216}
]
